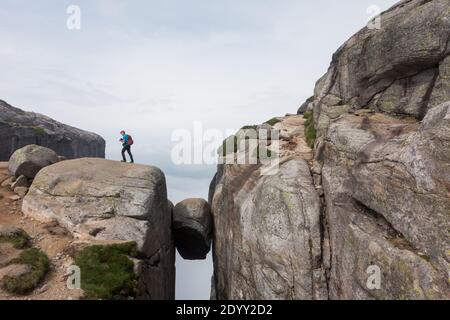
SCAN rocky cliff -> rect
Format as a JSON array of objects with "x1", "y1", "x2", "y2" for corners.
[
  {"x1": 0, "y1": 100, "x2": 105, "y2": 161},
  {"x1": 210, "y1": 0, "x2": 450, "y2": 300}
]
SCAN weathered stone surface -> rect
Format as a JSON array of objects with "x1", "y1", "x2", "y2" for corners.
[
  {"x1": 0, "y1": 100, "x2": 105, "y2": 161},
  {"x1": 369, "y1": 68, "x2": 438, "y2": 118},
  {"x1": 430, "y1": 54, "x2": 450, "y2": 108},
  {"x1": 210, "y1": 0, "x2": 450, "y2": 301},
  {"x1": 209, "y1": 116, "x2": 327, "y2": 299},
  {"x1": 168, "y1": 200, "x2": 174, "y2": 215},
  {"x1": 14, "y1": 187, "x2": 28, "y2": 198},
  {"x1": 0, "y1": 244, "x2": 21, "y2": 269},
  {"x1": 0, "y1": 264, "x2": 32, "y2": 280},
  {"x1": 306, "y1": 0, "x2": 450, "y2": 299},
  {"x1": 211, "y1": 156, "x2": 324, "y2": 300},
  {"x1": 210, "y1": 115, "x2": 323, "y2": 300},
  {"x1": 22, "y1": 158, "x2": 175, "y2": 299},
  {"x1": 297, "y1": 96, "x2": 314, "y2": 114},
  {"x1": 8, "y1": 145, "x2": 59, "y2": 179},
  {"x1": 321, "y1": 104, "x2": 450, "y2": 299},
  {"x1": 312, "y1": 0, "x2": 450, "y2": 130},
  {"x1": 173, "y1": 198, "x2": 212, "y2": 260}
]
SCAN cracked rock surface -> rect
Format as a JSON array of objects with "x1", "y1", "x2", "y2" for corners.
[
  {"x1": 322, "y1": 105, "x2": 450, "y2": 299},
  {"x1": 209, "y1": 116, "x2": 325, "y2": 299},
  {"x1": 210, "y1": 0, "x2": 450, "y2": 300}
]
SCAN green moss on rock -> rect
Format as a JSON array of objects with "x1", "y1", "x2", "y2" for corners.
[
  {"x1": 74, "y1": 242, "x2": 138, "y2": 300},
  {"x1": 265, "y1": 117, "x2": 281, "y2": 126},
  {"x1": 32, "y1": 126, "x2": 46, "y2": 135},
  {"x1": 304, "y1": 110, "x2": 316, "y2": 148},
  {"x1": 0, "y1": 228, "x2": 31, "y2": 249},
  {"x1": 241, "y1": 125, "x2": 258, "y2": 130},
  {"x1": 1, "y1": 248, "x2": 50, "y2": 294}
]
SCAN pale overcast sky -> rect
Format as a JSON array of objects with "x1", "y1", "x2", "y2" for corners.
[{"x1": 0, "y1": 0, "x2": 398, "y2": 299}]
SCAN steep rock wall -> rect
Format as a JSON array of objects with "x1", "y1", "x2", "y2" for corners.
[{"x1": 210, "y1": 0, "x2": 450, "y2": 300}]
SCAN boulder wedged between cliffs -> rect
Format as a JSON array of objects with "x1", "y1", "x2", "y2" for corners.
[{"x1": 173, "y1": 198, "x2": 212, "y2": 260}]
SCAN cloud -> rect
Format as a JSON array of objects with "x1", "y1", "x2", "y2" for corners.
[{"x1": 97, "y1": 0, "x2": 126, "y2": 18}]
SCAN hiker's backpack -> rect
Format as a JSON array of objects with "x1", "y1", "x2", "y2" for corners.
[{"x1": 127, "y1": 135, "x2": 134, "y2": 146}]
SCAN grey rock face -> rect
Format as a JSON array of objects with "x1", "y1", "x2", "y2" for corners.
[
  {"x1": 210, "y1": 116, "x2": 328, "y2": 299},
  {"x1": 321, "y1": 105, "x2": 449, "y2": 299},
  {"x1": 297, "y1": 96, "x2": 314, "y2": 115},
  {"x1": 312, "y1": 0, "x2": 450, "y2": 137},
  {"x1": 0, "y1": 100, "x2": 105, "y2": 161},
  {"x1": 308, "y1": 0, "x2": 450, "y2": 299},
  {"x1": 210, "y1": 156, "x2": 324, "y2": 300},
  {"x1": 22, "y1": 158, "x2": 175, "y2": 299},
  {"x1": 173, "y1": 198, "x2": 212, "y2": 260},
  {"x1": 210, "y1": 0, "x2": 450, "y2": 301},
  {"x1": 209, "y1": 115, "x2": 322, "y2": 300},
  {"x1": 8, "y1": 145, "x2": 59, "y2": 179}
]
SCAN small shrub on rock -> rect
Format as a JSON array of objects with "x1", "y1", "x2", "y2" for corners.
[
  {"x1": 304, "y1": 111, "x2": 316, "y2": 148},
  {"x1": 0, "y1": 227, "x2": 31, "y2": 249},
  {"x1": 265, "y1": 117, "x2": 281, "y2": 126}
]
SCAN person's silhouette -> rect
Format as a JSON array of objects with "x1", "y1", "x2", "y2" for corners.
[{"x1": 120, "y1": 130, "x2": 134, "y2": 163}]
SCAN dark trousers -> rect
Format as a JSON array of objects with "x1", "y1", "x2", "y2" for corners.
[{"x1": 121, "y1": 144, "x2": 134, "y2": 163}]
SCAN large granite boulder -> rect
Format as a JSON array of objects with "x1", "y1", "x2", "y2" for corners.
[
  {"x1": 22, "y1": 158, "x2": 175, "y2": 299},
  {"x1": 173, "y1": 198, "x2": 212, "y2": 260},
  {"x1": 8, "y1": 145, "x2": 59, "y2": 179},
  {"x1": 0, "y1": 100, "x2": 105, "y2": 161}
]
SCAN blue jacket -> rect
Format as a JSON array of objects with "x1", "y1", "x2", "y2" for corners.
[{"x1": 122, "y1": 134, "x2": 130, "y2": 146}]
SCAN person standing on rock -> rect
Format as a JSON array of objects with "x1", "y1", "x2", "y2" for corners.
[{"x1": 120, "y1": 130, "x2": 134, "y2": 163}]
